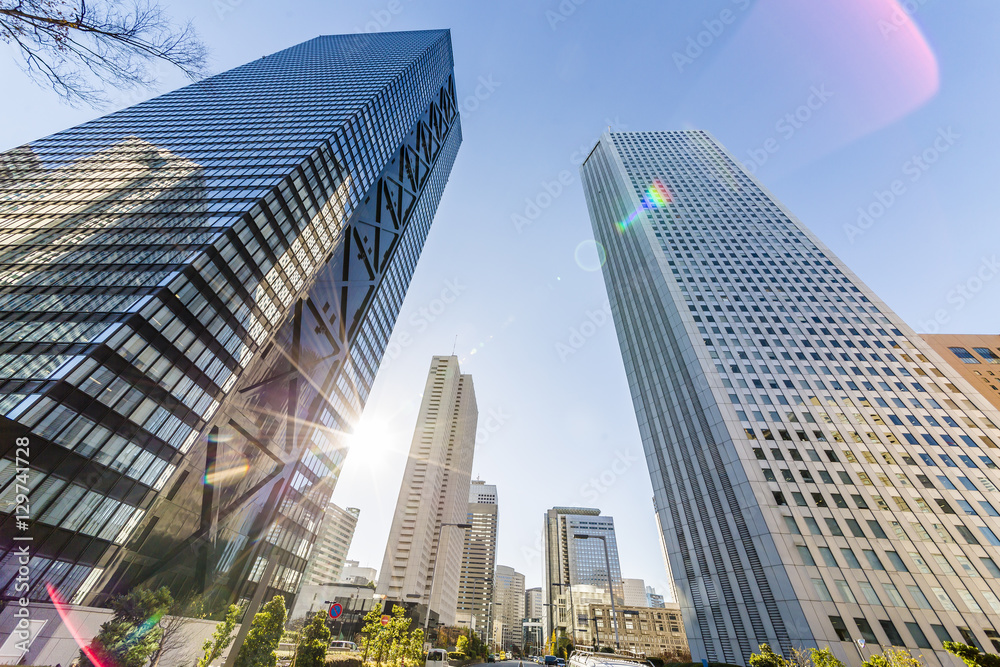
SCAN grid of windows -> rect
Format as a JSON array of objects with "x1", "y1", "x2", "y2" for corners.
[
  {"x1": 581, "y1": 130, "x2": 1000, "y2": 665},
  {"x1": 0, "y1": 30, "x2": 461, "y2": 610}
]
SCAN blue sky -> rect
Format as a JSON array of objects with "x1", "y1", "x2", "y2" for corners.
[{"x1": 4, "y1": 0, "x2": 1000, "y2": 596}]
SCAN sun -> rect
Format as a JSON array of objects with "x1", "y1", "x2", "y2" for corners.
[{"x1": 342, "y1": 412, "x2": 397, "y2": 470}]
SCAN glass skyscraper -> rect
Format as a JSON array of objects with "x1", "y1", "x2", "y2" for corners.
[
  {"x1": 543, "y1": 507, "x2": 624, "y2": 650},
  {"x1": 0, "y1": 30, "x2": 462, "y2": 615},
  {"x1": 581, "y1": 131, "x2": 1000, "y2": 665}
]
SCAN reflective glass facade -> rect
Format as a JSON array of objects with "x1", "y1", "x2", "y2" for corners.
[
  {"x1": 0, "y1": 30, "x2": 461, "y2": 612},
  {"x1": 581, "y1": 131, "x2": 1000, "y2": 665},
  {"x1": 543, "y1": 508, "x2": 623, "y2": 648}
]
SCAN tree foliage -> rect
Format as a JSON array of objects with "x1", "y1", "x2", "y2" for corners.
[
  {"x1": 810, "y1": 648, "x2": 845, "y2": 667},
  {"x1": 944, "y1": 643, "x2": 1000, "y2": 667},
  {"x1": 78, "y1": 586, "x2": 173, "y2": 667},
  {"x1": 0, "y1": 0, "x2": 207, "y2": 105},
  {"x1": 197, "y1": 604, "x2": 241, "y2": 667},
  {"x1": 297, "y1": 611, "x2": 333, "y2": 667},
  {"x1": 456, "y1": 635, "x2": 469, "y2": 656},
  {"x1": 862, "y1": 647, "x2": 923, "y2": 667},
  {"x1": 407, "y1": 628, "x2": 426, "y2": 663},
  {"x1": 749, "y1": 644, "x2": 788, "y2": 667},
  {"x1": 234, "y1": 595, "x2": 287, "y2": 667}
]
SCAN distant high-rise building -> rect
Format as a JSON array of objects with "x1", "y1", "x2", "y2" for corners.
[
  {"x1": 543, "y1": 508, "x2": 623, "y2": 649},
  {"x1": 340, "y1": 560, "x2": 378, "y2": 586},
  {"x1": 300, "y1": 505, "x2": 360, "y2": 586},
  {"x1": 376, "y1": 356, "x2": 478, "y2": 626},
  {"x1": 922, "y1": 334, "x2": 1000, "y2": 411},
  {"x1": 622, "y1": 578, "x2": 648, "y2": 607},
  {"x1": 581, "y1": 130, "x2": 1000, "y2": 665},
  {"x1": 492, "y1": 565, "x2": 525, "y2": 652},
  {"x1": 525, "y1": 586, "x2": 544, "y2": 620},
  {"x1": 457, "y1": 480, "x2": 499, "y2": 639},
  {"x1": 0, "y1": 30, "x2": 461, "y2": 619},
  {"x1": 645, "y1": 585, "x2": 666, "y2": 609}
]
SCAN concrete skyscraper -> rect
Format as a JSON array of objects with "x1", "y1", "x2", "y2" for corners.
[
  {"x1": 581, "y1": 130, "x2": 1000, "y2": 665},
  {"x1": 543, "y1": 508, "x2": 623, "y2": 649},
  {"x1": 525, "y1": 586, "x2": 544, "y2": 620},
  {"x1": 457, "y1": 480, "x2": 499, "y2": 639},
  {"x1": 0, "y1": 30, "x2": 461, "y2": 627},
  {"x1": 377, "y1": 356, "x2": 478, "y2": 626},
  {"x1": 492, "y1": 565, "x2": 525, "y2": 652},
  {"x1": 299, "y1": 505, "x2": 360, "y2": 587}
]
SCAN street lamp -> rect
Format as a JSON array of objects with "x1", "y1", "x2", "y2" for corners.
[
  {"x1": 573, "y1": 534, "x2": 619, "y2": 651},
  {"x1": 424, "y1": 522, "x2": 473, "y2": 633}
]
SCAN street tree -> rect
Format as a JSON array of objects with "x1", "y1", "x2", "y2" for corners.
[
  {"x1": 749, "y1": 644, "x2": 789, "y2": 667},
  {"x1": 197, "y1": 604, "x2": 241, "y2": 667},
  {"x1": 810, "y1": 648, "x2": 845, "y2": 667},
  {"x1": 360, "y1": 605, "x2": 387, "y2": 664},
  {"x1": 297, "y1": 612, "x2": 333, "y2": 667},
  {"x1": 456, "y1": 635, "x2": 469, "y2": 656},
  {"x1": 234, "y1": 595, "x2": 287, "y2": 667},
  {"x1": 78, "y1": 586, "x2": 174, "y2": 667},
  {"x1": 407, "y1": 628, "x2": 426, "y2": 664},
  {"x1": 386, "y1": 606, "x2": 412, "y2": 667},
  {"x1": 0, "y1": 0, "x2": 207, "y2": 106},
  {"x1": 945, "y1": 642, "x2": 1000, "y2": 667},
  {"x1": 862, "y1": 647, "x2": 924, "y2": 667}
]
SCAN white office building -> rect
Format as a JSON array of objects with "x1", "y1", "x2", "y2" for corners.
[
  {"x1": 376, "y1": 356, "x2": 478, "y2": 626},
  {"x1": 581, "y1": 130, "x2": 1000, "y2": 665}
]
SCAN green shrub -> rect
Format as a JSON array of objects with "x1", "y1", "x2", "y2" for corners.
[{"x1": 324, "y1": 658, "x2": 363, "y2": 667}]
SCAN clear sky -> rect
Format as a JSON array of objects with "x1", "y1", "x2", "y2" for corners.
[{"x1": 4, "y1": 0, "x2": 1000, "y2": 597}]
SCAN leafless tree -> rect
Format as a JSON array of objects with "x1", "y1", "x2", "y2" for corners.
[{"x1": 0, "y1": 0, "x2": 208, "y2": 106}]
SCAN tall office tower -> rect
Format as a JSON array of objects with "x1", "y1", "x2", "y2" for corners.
[
  {"x1": 457, "y1": 480, "x2": 499, "y2": 639},
  {"x1": 922, "y1": 335, "x2": 1000, "y2": 412},
  {"x1": 492, "y1": 565, "x2": 525, "y2": 651},
  {"x1": 543, "y1": 508, "x2": 623, "y2": 649},
  {"x1": 377, "y1": 356, "x2": 478, "y2": 626},
  {"x1": 622, "y1": 578, "x2": 648, "y2": 607},
  {"x1": 525, "y1": 586, "x2": 544, "y2": 620},
  {"x1": 645, "y1": 585, "x2": 666, "y2": 609},
  {"x1": 581, "y1": 130, "x2": 1000, "y2": 665},
  {"x1": 0, "y1": 30, "x2": 462, "y2": 618},
  {"x1": 299, "y1": 505, "x2": 360, "y2": 587}
]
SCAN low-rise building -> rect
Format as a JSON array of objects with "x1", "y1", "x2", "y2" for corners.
[
  {"x1": 340, "y1": 560, "x2": 378, "y2": 586},
  {"x1": 587, "y1": 603, "x2": 688, "y2": 659}
]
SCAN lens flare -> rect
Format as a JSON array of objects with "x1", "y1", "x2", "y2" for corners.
[
  {"x1": 47, "y1": 583, "x2": 108, "y2": 667},
  {"x1": 204, "y1": 462, "x2": 250, "y2": 486},
  {"x1": 617, "y1": 179, "x2": 673, "y2": 232},
  {"x1": 574, "y1": 240, "x2": 607, "y2": 272}
]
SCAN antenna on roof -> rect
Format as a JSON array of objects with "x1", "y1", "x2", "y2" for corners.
[{"x1": 452, "y1": 335, "x2": 458, "y2": 356}]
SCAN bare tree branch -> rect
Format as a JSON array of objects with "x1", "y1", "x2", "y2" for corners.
[{"x1": 0, "y1": 0, "x2": 208, "y2": 106}]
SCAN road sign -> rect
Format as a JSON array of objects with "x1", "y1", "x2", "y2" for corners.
[
  {"x1": 381, "y1": 615, "x2": 391, "y2": 626},
  {"x1": 328, "y1": 603, "x2": 343, "y2": 619},
  {"x1": 857, "y1": 639, "x2": 866, "y2": 649}
]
